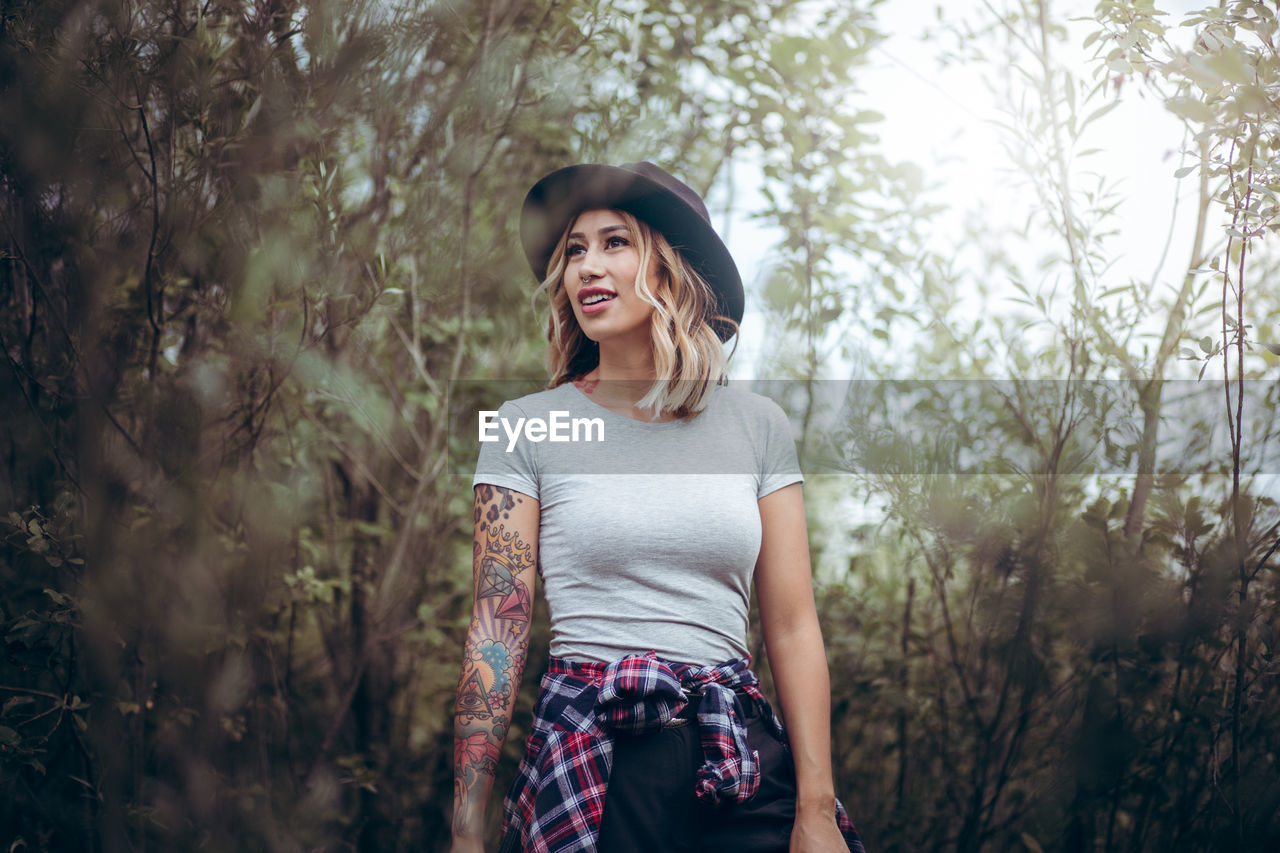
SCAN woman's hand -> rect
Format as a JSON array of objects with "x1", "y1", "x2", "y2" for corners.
[
  {"x1": 790, "y1": 802, "x2": 848, "y2": 851},
  {"x1": 451, "y1": 484, "x2": 540, "y2": 850},
  {"x1": 453, "y1": 829, "x2": 486, "y2": 850},
  {"x1": 449, "y1": 835, "x2": 486, "y2": 853}
]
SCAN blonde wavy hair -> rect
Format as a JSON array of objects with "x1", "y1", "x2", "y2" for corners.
[{"x1": 534, "y1": 210, "x2": 737, "y2": 420}]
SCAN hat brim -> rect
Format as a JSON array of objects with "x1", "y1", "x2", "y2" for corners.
[{"x1": 520, "y1": 164, "x2": 743, "y2": 342}]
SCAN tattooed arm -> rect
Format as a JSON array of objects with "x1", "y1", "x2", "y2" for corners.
[{"x1": 452, "y1": 484, "x2": 539, "y2": 852}]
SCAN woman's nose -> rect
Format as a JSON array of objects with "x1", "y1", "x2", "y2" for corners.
[{"x1": 578, "y1": 245, "x2": 605, "y2": 277}]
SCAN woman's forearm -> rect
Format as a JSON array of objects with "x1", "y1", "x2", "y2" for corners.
[
  {"x1": 754, "y1": 484, "x2": 847, "y2": 851},
  {"x1": 453, "y1": 486, "x2": 539, "y2": 847},
  {"x1": 452, "y1": 604, "x2": 531, "y2": 841},
  {"x1": 766, "y1": 616, "x2": 838, "y2": 809}
]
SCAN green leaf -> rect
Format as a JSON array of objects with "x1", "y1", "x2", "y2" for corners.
[
  {"x1": 1166, "y1": 96, "x2": 1214, "y2": 123},
  {"x1": 1199, "y1": 335, "x2": 1214, "y2": 353},
  {"x1": 1174, "y1": 165, "x2": 1198, "y2": 178},
  {"x1": 1206, "y1": 49, "x2": 1253, "y2": 85},
  {"x1": 1232, "y1": 85, "x2": 1270, "y2": 113},
  {"x1": 1080, "y1": 101, "x2": 1119, "y2": 130}
]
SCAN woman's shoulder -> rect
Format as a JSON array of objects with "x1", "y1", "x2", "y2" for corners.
[
  {"x1": 493, "y1": 382, "x2": 579, "y2": 414},
  {"x1": 708, "y1": 382, "x2": 790, "y2": 421}
]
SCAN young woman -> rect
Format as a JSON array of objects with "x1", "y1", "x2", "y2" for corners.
[{"x1": 452, "y1": 162, "x2": 865, "y2": 853}]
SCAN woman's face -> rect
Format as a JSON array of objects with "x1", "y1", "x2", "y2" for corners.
[{"x1": 562, "y1": 209, "x2": 659, "y2": 350}]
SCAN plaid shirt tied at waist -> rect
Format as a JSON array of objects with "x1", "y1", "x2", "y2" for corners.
[{"x1": 498, "y1": 651, "x2": 865, "y2": 853}]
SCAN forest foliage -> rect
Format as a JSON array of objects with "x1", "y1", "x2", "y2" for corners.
[{"x1": 2, "y1": 0, "x2": 1279, "y2": 850}]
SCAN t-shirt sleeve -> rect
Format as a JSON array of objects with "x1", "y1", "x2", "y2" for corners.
[
  {"x1": 757, "y1": 398, "x2": 805, "y2": 498},
  {"x1": 472, "y1": 400, "x2": 539, "y2": 500}
]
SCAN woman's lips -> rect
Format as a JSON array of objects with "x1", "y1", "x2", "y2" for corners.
[{"x1": 578, "y1": 287, "x2": 616, "y2": 314}]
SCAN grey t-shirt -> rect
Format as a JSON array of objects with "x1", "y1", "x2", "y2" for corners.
[{"x1": 472, "y1": 381, "x2": 803, "y2": 666}]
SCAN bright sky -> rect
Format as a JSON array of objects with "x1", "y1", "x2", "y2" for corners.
[
  {"x1": 714, "y1": 0, "x2": 1278, "y2": 578},
  {"x1": 725, "y1": 0, "x2": 1219, "y2": 379}
]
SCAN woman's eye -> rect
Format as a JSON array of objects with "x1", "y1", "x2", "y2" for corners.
[
  {"x1": 606, "y1": 236, "x2": 630, "y2": 249},
  {"x1": 566, "y1": 243, "x2": 585, "y2": 257}
]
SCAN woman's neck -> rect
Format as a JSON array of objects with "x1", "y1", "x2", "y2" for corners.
[
  {"x1": 579, "y1": 345, "x2": 674, "y2": 421},
  {"x1": 594, "y1": 340, "x2": 655, "y2": 386}
]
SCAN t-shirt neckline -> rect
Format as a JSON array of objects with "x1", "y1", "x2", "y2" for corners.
[{"x1": 564, "y1": 382, "x2": 695, "y2": 428}]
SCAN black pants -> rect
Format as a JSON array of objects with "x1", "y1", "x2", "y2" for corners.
[{"x1": 595, "y1": 699, "x2": 798, "y2": 852}]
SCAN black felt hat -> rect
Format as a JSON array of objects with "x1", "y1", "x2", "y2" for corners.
[{"x1": 520, "y1": 162, "x2": 743, "y2": 341}]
